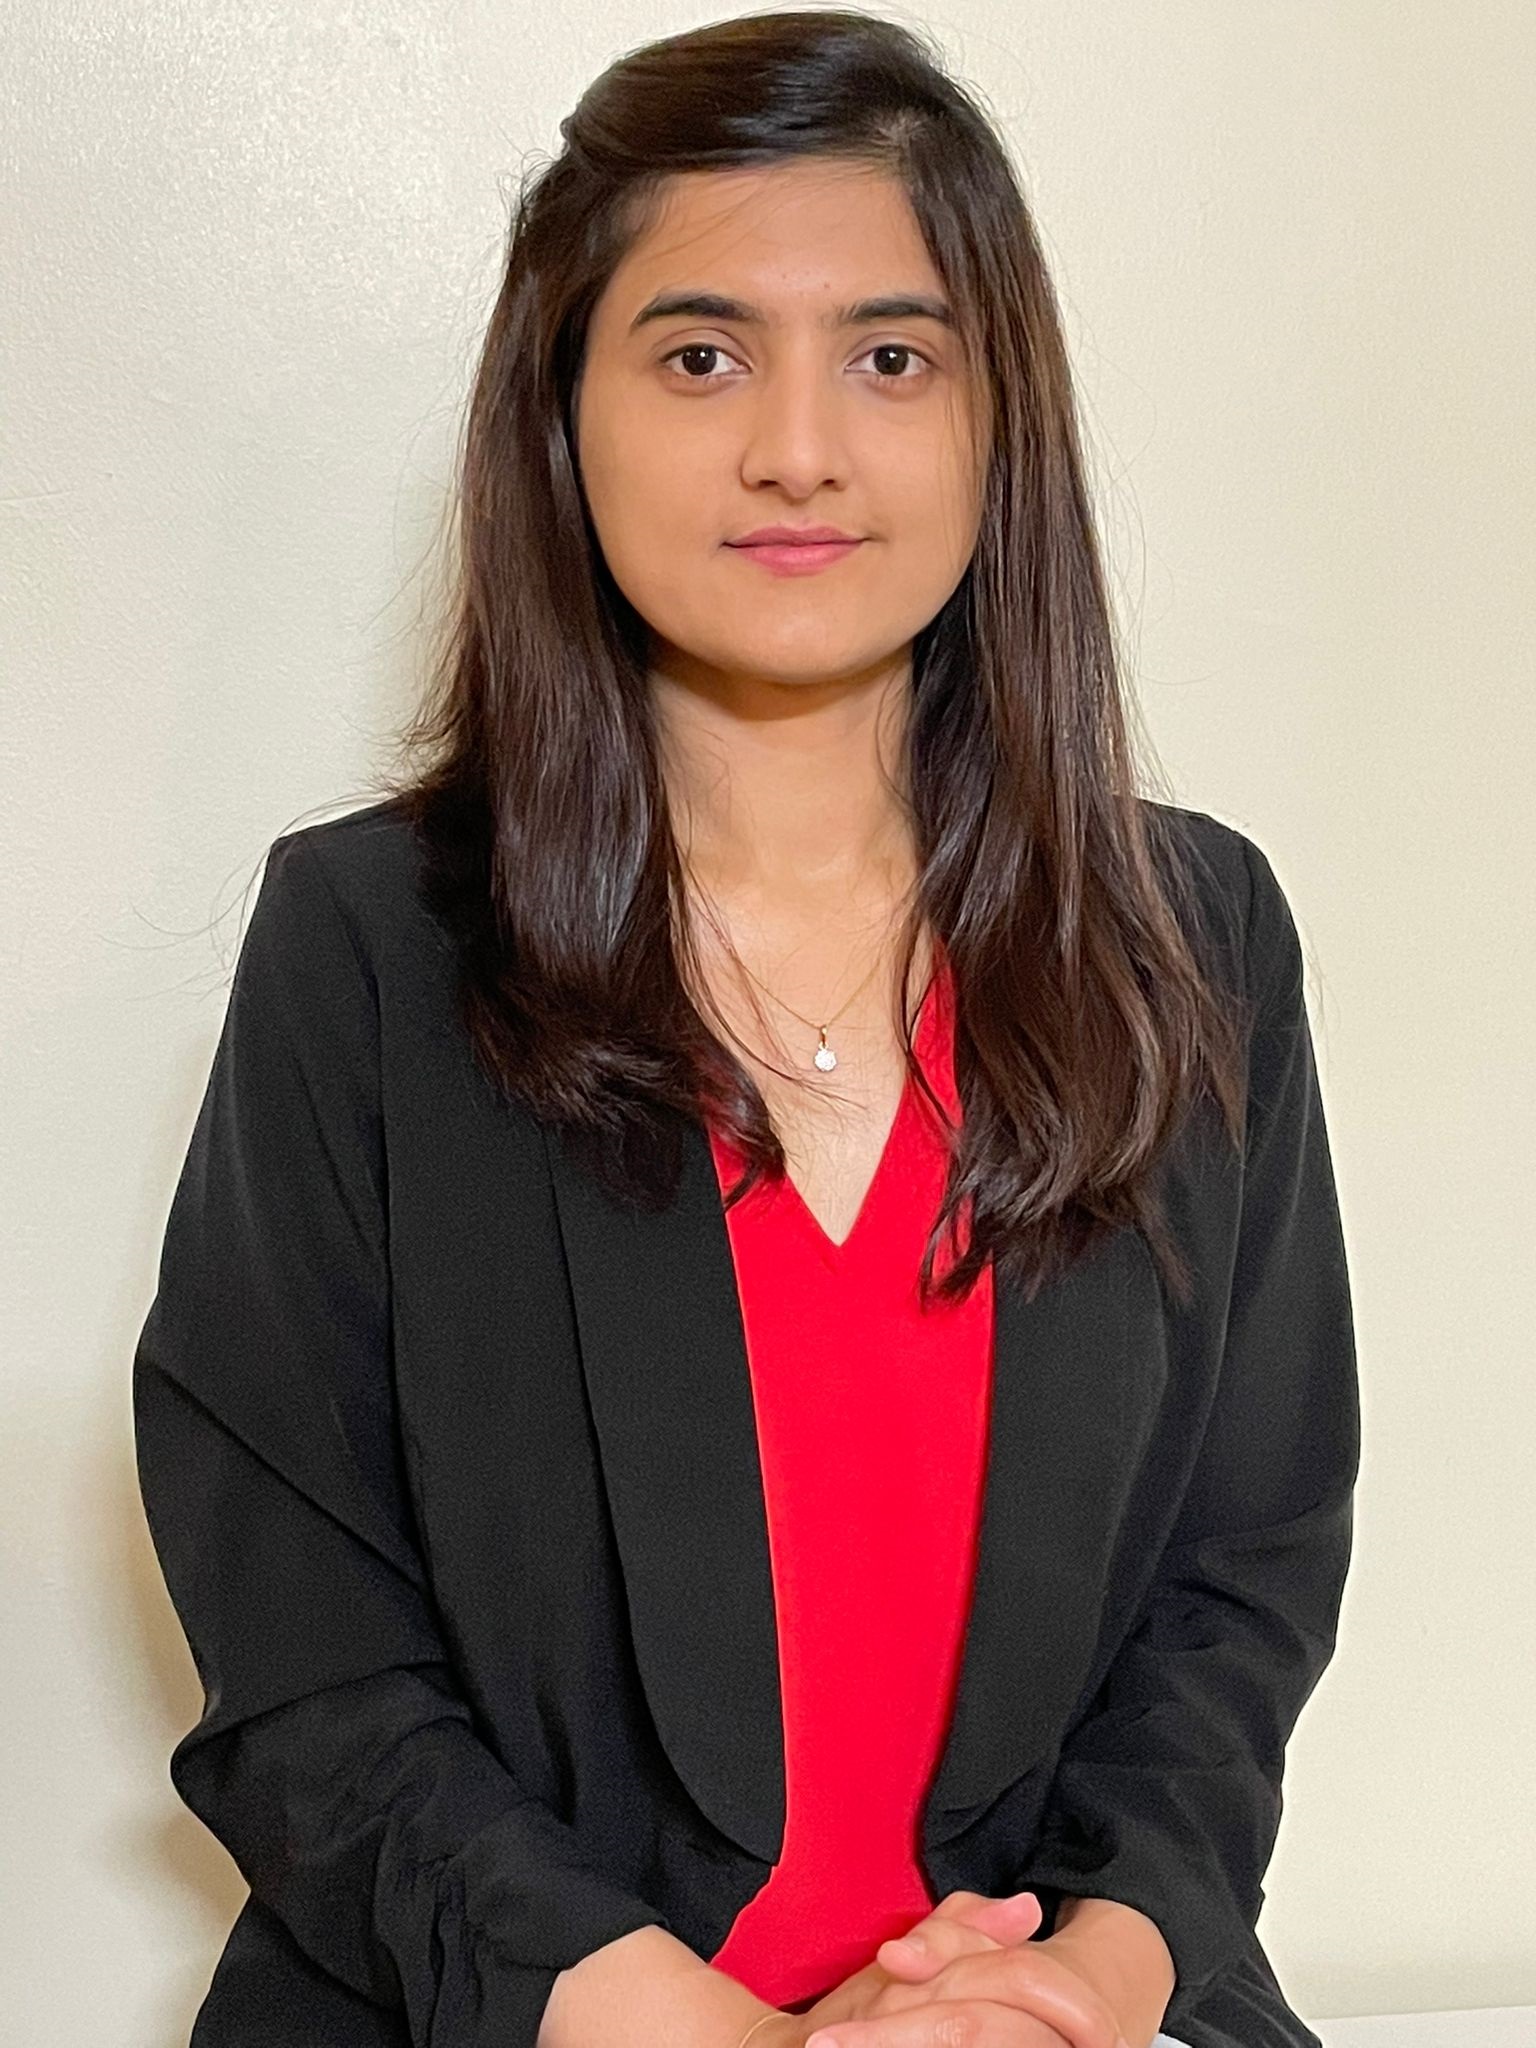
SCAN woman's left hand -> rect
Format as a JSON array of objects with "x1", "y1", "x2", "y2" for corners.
[{"x1": 802, "y1": 1927, "x2": 1128, "y2": 2048}]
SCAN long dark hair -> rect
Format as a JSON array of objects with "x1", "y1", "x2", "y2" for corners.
[{"x1": 360, "y1": 8, "x2": 1248, "y2": 1310}]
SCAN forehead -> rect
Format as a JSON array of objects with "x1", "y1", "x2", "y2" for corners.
[{"x1": 602, "y1": 160, "x2": 942, "y2": 316}]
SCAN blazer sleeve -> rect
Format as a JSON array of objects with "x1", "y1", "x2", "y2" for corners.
[
  {"x1": 1011, "y1": 830, "x2": 1361, "y2": 2000},
  {"x1": 132, "y1": 831, "x2": 673, "y2": 2048}
]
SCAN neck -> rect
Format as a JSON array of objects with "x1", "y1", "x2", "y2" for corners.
[{"x1": 648, "y1": 648, "x2": 919, "y2": 908}]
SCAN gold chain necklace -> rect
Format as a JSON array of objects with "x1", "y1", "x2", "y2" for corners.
[
  {"x1": 730, "y1": 943, "x2": 890, "y2": 1074},
  {"x1": 680, "y1": 854, "x2": 903, "y2": 1076}
]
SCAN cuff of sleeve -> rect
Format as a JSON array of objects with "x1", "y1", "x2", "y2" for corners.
[
  {"x1": 390, "y1": 1800, "x2": 677, "y2": 2048},
  {"x1": 432, "y1": 1899, "x2": 673, "y2": 2048},
  {"x1": 1013, "y1": 1831, "x2": 1253, "y2": 1998}
]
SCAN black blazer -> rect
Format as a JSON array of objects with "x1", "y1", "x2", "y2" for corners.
[{"x1": 132, "y1": 797, "x2": 1359, "y2": 2048}]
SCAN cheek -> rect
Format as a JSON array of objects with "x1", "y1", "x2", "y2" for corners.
[
  {"x1": 581, "y1": 409, "x2": 712, "y2": 558},
  {"x1": 580, "y1": 464, "x2": 720, "y2": 636},
  {"x1": 591, "y1": 494, "x2": 709, "y2": 623},
  {"x1": 909, "y1": 432, "x2": 985, "y2": 541}
]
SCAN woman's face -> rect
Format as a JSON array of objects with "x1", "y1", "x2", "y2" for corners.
[{"x1": 572, "y1": 159, "x2": 992, "y2": 697}]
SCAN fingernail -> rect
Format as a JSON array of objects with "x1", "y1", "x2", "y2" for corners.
[{"x1": 806, "y1": 2035, "x2": 838, "y2": 2048}]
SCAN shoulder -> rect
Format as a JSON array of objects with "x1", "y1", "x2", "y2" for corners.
[
  {"x1": 1138, "y1": 795, "x2": 1263, "y2": 921},
  {"x1": 1137, "y1": 797, "x2": 1300, "y2": 1005},
  {"x1": 256, "y1": 795, "x2": 447, "y2": 979}
]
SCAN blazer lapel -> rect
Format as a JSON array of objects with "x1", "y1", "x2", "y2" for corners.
[{"x1": 542, "y1": 1109, "x2": 1165, "y2": 1866}]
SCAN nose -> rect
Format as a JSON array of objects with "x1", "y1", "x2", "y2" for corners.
[{"x1": 736, "y1": 353, "x2": 854, "y2": 498}]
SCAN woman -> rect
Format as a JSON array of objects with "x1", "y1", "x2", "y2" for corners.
[{"x1": 133, "y1": 13, "x2": 1358, "y2": 2048}]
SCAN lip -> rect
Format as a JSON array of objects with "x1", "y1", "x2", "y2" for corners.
[
  {"x1": 724, "y1": 527, "x2": 866, "y2": 578},
  {"x1": 728, "y1": 539, "x2": 863, "y2": 577},
  {"x1": 727, "y1": 524, "x2": 862, "y2": 546}
]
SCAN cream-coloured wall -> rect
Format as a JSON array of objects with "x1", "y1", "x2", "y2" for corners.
[{"x1": 3, "y1": 3, "x2": 1531, "y2": 2041}]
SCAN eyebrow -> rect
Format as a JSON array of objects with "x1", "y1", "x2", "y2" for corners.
[{"x1": 627, "y1": 290, "x2": 955, "y2": 334}]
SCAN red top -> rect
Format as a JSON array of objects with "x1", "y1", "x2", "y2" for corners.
[{"x1": 703, "y1": 954, "x2": 996, "y2": 2009}]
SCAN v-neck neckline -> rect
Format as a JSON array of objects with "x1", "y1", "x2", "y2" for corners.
[{"x1": 778, "y1": 963, "x2": 945, "y2": 1265}]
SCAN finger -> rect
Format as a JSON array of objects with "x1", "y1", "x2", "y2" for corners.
[
  {"x1": 877, "y1": 1891, "x2": 1043, "y2": 1978},
  {"x1": 871, "y1": 1946, "x2": 1121, "y2": 2048},
  {"x1": 938, "y1": 1888, "x2": 1045, "y2": 1940},
  {"x1": 930, "y1": 1887, "x2": 1035, "y2": 1922},
  {"x1": 876, "y1": 1894, "x2": 1041, "y2": 1983},
  {"x1": 805, "y1": 1992, "x2": 1072, "y2": 2048}
]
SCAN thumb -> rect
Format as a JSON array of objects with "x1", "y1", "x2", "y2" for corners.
[{"x1": 966, "y1": 1889, "x2": 1045, "y2": 1941}]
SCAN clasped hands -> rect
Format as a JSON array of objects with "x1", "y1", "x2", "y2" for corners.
[{"x1": 747, "y1": 1888, "x2": 1132, "y2": 2048}]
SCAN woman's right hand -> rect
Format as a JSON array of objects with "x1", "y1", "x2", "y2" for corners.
[{"x1": 759, "y1": 1888, "x2": 1047, "y2": 2043}]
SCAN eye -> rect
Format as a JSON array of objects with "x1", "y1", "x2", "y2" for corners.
[
  {"x1": 658, "y1": 342, "x2": 746, "y2": 382},
  {"x1": 853, "y1": 343, "x2": 932, "y2": 381},
  {"x1": 656, "y1": 341, "x2": 935, "y2": 384}
]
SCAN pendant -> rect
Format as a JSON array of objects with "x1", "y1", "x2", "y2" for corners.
[{"x1": 813, "y1": 1027, "x2": 837, "y2": 1073}]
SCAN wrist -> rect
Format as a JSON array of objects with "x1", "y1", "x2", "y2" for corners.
[
  {"x1": 695, "y1": 1963, "x2": 808, "y2": 2048},
  {"x1": 730, "y1": 2004, "x2": 806, "y2": 2048},
  {"x1": 1045, "y1": 1900, "x2": 1175, "y2": 2048}
]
